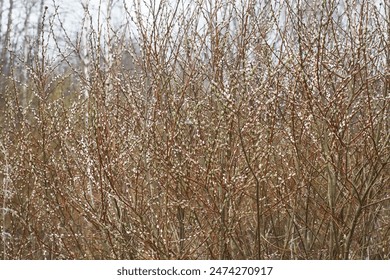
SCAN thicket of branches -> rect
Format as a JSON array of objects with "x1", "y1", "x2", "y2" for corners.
[{"x1": 0, "y1": 0, "x2": 389, "y2": 259}]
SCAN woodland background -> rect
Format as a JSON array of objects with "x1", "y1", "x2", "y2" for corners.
[{"x1": 0, "y1": 0, "x2": 389, "y2": 259}]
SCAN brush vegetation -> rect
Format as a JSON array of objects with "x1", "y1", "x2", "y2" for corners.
[{"x1": 0, "y1": 0, "x2": 389, "y2": 259}]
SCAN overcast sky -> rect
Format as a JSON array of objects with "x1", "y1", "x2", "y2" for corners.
[{"x1": 0, "y1": 0, "x2": 387, "y2": 60}]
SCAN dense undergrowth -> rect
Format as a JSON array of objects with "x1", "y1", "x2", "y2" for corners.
[{"x1": 0, "y1": 0, "x2": 389, "y2": 259}]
